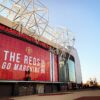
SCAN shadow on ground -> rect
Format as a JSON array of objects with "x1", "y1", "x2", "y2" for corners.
[
  {"x1": 38, "y1": 92, "x2": 72, "y2": 96},
  {"x1": 0, "y1": 98, "x2": 14, "y2": 100},
  {"x1": 75, "y1": 96, "x2": 100, "y2": 100}
]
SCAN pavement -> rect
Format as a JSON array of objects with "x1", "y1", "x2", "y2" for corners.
[{"x1": 1, "y1": 89, "x2": 100, "y2": 100}]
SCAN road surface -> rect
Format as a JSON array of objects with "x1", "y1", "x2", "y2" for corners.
[{"x1": 2, "y1": 89, "x2": 100, "y2": 100}]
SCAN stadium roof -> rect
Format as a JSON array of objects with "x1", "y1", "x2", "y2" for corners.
[{"x1": 0, "y1": 0, "x2": 75, "y2": 53}]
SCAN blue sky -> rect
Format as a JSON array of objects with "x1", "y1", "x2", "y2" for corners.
[{"x1": 42, "y1": 0, "x2": 100, "y2": 82}]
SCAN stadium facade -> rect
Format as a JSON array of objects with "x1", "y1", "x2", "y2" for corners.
[{"x1": 0, "y1": 16, "x2": 82, "y2": 97}]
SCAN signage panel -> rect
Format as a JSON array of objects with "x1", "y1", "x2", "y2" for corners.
[{"x1": 0, "y1": 33, "x2": 50, "y2": 81}]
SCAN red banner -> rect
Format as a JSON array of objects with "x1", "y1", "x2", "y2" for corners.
[
  {"x1": 0, "y1": 33, "x2": 50, "y2": 81},
  {"x1": 54, "y1": 55, "x2": 58, "y2": 82}
]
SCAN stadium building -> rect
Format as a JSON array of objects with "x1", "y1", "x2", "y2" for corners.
[{"x1": 0, "y1": 0, "x2": 82, "y2": 97}]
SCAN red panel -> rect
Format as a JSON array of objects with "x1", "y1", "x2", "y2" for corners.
[
  {"x1": 0, "y1": 33, "x2": 50, "y2": 81},
  {"x1": 54, "y1": 55, "x2": 58, "y2": 82}
]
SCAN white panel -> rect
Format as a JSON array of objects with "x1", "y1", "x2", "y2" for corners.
[
  {"x1": 50, "y1": 53, "x2": 55, "y2": 82},
  {"x1": 70, "y1": 48, "x2": 82, "y2": 84}
]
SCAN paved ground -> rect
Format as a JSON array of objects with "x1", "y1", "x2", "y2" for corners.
[{"x1": 1, "y1": 90, "x2": 100, "y2": 100}]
